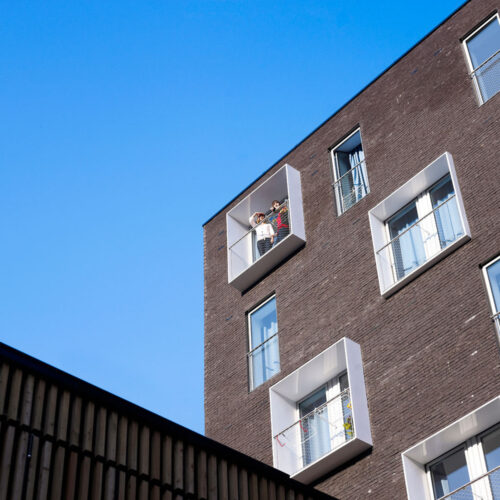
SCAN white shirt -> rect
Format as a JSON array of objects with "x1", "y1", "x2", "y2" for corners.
[{"x1": 249, "y1": 217, "x2": 274, "y2": 241}]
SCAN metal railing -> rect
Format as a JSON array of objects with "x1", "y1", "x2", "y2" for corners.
[
  {"x1": 228, "y1": 201, "x2": 290, "y2": 274},
  {"x1": 333, "y1": 160, "x2": 369, "y2": 213},
  {"x1": 437, "y1": 464, "x2": 500, "y2": 499},
  {"x1": 376, "y1": 195, "x2": 464, "y2": 289},
  {"x1": 273, "y1": 389, "x2": 354, "y2": 471},
  {"x1": 247, "y1": 333, "x2": 280, "y2": 390},
  {"x1": 471, "y1": 49, "x2": 500, "y2": 103},
  {"x1": 493, "y1": 312, "x2": 500, "y2": 335}
]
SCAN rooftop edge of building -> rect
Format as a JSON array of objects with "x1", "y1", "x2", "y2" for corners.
[{"x1": 202, "y1": 0, "x2": 472, "y2": 228}]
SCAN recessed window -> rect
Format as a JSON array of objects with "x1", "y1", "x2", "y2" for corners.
[
  {"x1": 331, "y1": 129, "x2": 369, "y2": 215},
  {"x1": 369, "y1": 153, "x2": 471, "y2": 296},
  {"x1": 426, "y1": 425, "x2": 500, "y2": 499},
  {"x1": 402, "y1": 396, "x2": 500, "y2": 500},
  {"x1": 296, "y1": 373, "x2": 352, "y2": 468},
  {"x1": 483, "y1": 255, "x2": 500, "y2": 338},
  {"x1": 247, "y1": 296, "x2": 280, "y2": 391},
  {"x1": 463, "y1": 15, "x2": 500, "y2": 104},
  {"x1": 385, "y1": 174, "x2": 464, "y2": 282}
]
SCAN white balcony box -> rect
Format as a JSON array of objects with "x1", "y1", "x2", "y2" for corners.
[
  {"x1": 269, "y1": 338, "x2": 372, "y2": 484},
  {"x1": 369, "y1": 152, "x2": 471, "y2": 297},
  {"x1": 226, "y1": 164, "x2": 306, "y2": 291}
]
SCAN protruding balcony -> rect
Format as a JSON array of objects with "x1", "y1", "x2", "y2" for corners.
[
  {"x1": 226, "y1": 164, "x2": 306, "y2": 291},
  {"x1": 273, "y1": 388, "x2": 355, "y2": 475},
  {"x1": 269, "y1": 338, "x2": 372, "y2": 483}
]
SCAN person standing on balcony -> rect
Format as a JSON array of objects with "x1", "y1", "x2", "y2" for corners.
[
  {"x1": 271, "y1": 200, "x2": 289, "y2": 244},
  {"x1": 249, "y1": 212, "x2": 274, "y2": 257}
]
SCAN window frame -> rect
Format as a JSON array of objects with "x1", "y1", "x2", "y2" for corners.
[
  {"x1": 269, "y1": 338, "x2": 372, "y2": 483},
  {"x1": 482, "y1": 254, "x2": 500, "y2": 340},
  {"x1": 424, "y1": 423, "x2": 500, "y2": 499},
  {"x1": 247, "y1": 294, "x2": 280, "y2": 392},
  {"x1": 383, "y1": 173, "x2": 459, "y2": 283},
  {"x1": 425, "y1": 443, "x2": 470, "y2": 499},
  {"x1": 368, "y1": 152, "x2": 471, "y2": 297},
  {"x1": 401, "y1": 396, "x2": 500, "y2": 500},
  {"x1": 330, "y1": 128, "x2": 369, "y2": 215},
  {"x1": 462, "y1": 13, "x2": 500, "y2": 105},
  {"x1": 295, "y1": 372, "x2": 351, "y2": 468}
]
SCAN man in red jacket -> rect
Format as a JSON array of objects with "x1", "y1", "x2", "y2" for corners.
[{"x1": 271, "y1": 200, "x2": 289, "y2": 244}]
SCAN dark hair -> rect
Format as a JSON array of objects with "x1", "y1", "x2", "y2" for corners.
[{"x1": 272, "y1": 200, "x2": 280, "y2": 205}]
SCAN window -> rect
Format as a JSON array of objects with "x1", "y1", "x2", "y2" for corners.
[
  {"x1": 298, "y1": 373, "x2": 352, "y2": 468},
  {"x1": 463, "y1": 15, "x2": 500, "y2": 104},
  {"x1": 483, "y1": 255, "x2": 500, "y2": 338},
  {"x1": 386, "y1": 174, "x2": 464, "y2": 282},
  {"x1": 247, "y1": 296, "x2": 280, "y2": 391},
  {"x1": 331, "y1": 129, "x2": 369, "y2": 214},
  {"x1": 226, "y1": 164, "x2": 306, "y2": 291},
  {"x1": 426, "y1": 425, "x2": 500, "y2": 499},
  {"x1": 369, "y1": 152, "x2": 471, "y2": 296},
  {"x1": 402, "y1": 396, "x2": 500, "y2": 500},
  {"x1": 270, "y1": 338, "x2": 371, "y2": 483}
]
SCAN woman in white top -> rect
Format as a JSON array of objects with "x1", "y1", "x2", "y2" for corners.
[{"x1": 249, "y1": 212, "x2": 274, "y2": 258}]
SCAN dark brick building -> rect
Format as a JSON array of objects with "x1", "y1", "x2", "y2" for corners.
[{"x1": 203, "y1": 1, "x2": 500, "y2": 499}]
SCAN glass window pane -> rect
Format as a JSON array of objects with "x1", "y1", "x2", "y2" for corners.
[
  {"x1": 334, "y1": 131, "x2": 368, "y2": 212},
  {"x1": 487, "y1": 259, "x2": 500, "y2": 313},
  {"x1": 299, "y1": 387, "x2": 330, "y2": 466},
  {"x1": 482, "y1": 427, "x2": 500, "y2": 470},
  {"x1": 430, "y1": 175, "x2": 464, "y2": 249},
  {"x1": 482, "y1": 428, "x2": 500, "y2": 500},
  {"x1": 388, "y1": 202, "x2": 426, "y2": 280},
  {"x1": 429, "y1": 448, "x2": 471, "y2": 499},
  {"x1": 249, "y1": 298, "x2": 278, "y2": 349},
  {"x1": 467, "y1": 19, "x2": 500, "y2": 68},
  {"x1": 249, "y1": 335, "x2": 280, "y2": 389},
  {"x1": 467, "y1": 18, "x2": 500, "y2": 102}
]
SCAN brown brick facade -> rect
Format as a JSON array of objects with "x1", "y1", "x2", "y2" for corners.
[{"x1": 204, "y1": 1, "x2": 500, "y2": 499}]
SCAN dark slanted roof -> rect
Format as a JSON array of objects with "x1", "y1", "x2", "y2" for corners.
[{"x1": 0, "y1": 342, "x2": 338, "y2": 499}]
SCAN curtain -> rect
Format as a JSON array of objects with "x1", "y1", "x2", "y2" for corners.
[
  {"x1": 299, "y1": 388, "x2": 330, "y2": 466},
  {"x1": 430, "y1": 176, "x2": 464, "y2": 249},
  {"x1": 338, "y1": 146, "x2": 367, "y2": 211},
  {"x1": 388, "y1": 203, "x2": 426, "y2": 280}
]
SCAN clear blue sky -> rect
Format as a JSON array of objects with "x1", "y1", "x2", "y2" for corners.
[{"x1": 0, "y1": 0, "x2": 466, "y2": 434}]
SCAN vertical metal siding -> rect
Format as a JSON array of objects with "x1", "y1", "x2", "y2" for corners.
[{"x1": 0, "y1": 354, "x2": 337, "y2": 500}]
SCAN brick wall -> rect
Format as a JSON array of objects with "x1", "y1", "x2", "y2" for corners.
[{"x1": 204, "y1": 1, "x2": 500, "y2": 498}]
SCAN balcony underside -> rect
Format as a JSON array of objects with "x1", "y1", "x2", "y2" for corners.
[{"x1": 229, "y1": 233, "x2": 305, "y2": 291}]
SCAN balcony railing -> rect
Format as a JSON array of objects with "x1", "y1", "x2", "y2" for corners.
[
  {"x1": 493, "y1": 312, "x2": 500, "y2": 335},
  {"x1": 471, "y1": 49, "x2": 500, "y2": 104},
  {"x1": 376, "y1": 195, "x2": 464, "y2": 290},
  {"x1": 333, "y1": 160, "x2": 369, "y2": 213},
  {"x1": 228, "y1": 201, "x2": 290, "y2": 270},
  {"x1": 437, "y1": 464, "x2": 500, "y2": 499},
  {"x1": 247, "y1": 333, "x2": 280, "y2": 391},
  {"x1": 273, "y1": 389, "x2": 354, "y2": 472}
]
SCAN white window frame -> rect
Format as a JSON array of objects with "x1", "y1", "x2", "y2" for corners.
[
  {"x1": 462, "y1": 14, "x2": 500, "y2": 105},
  {"x1": 331, "y1": 128, "x2": 369, "y2": 215},
  {"x1": 482, "y1": 254, "x2": 500, "y2": 340},
  {"x1": 269, "y1": 338, "x2": 372, "y2": 483},
  {"x1": 369, "y1": 152, "x2": 471, "y2": 297},
  {"x1": 402, "y1": 396, "x2": 500, "y2": 500},
  {"x1": 247, "y1": 295, "x2": 280, "y2": 391},
  {"x1": 295, "y1": 372, "x2": 350, "y2": 469},
  {"x1": 424, "y1": 424, "x2": 500, "y2": 500}
]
